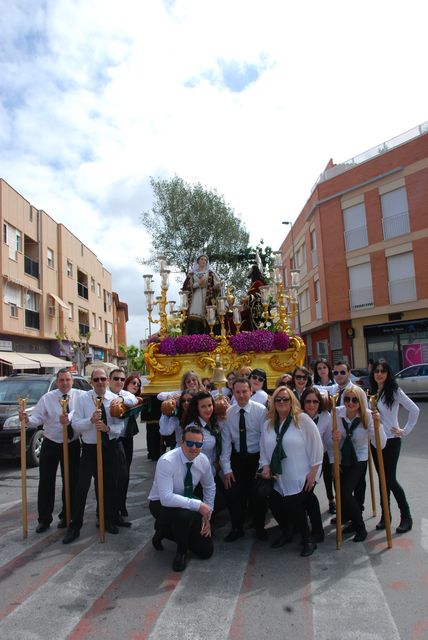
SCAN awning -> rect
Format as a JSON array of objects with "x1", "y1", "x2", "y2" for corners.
[
  {"x1": 49, "y1": 293, "x2": 69, "y2": 310},
  {"x1": 30, "y1": 354, "x2": 71, "y2": 369},
  {"x1": 3, "y1": 275, "x2": 42, "y2": 294},
  {"x1": 0, "y1": 352, "x2": 40, "y2": 370}
]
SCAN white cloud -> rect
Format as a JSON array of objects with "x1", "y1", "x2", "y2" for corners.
[{"x1": 1, "y1": 0, "x2": 428, "y2": 345}]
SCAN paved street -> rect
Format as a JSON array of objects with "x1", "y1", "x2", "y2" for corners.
[{"x1": 0, "y1": 401, "x2": 427, "y2": 640}]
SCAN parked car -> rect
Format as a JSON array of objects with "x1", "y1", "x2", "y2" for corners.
[
  {"x1": 395, "y1": 364, "x2": 428, "y2": 398},
  {"x1": 0, "y1": 374, "x2": 91, "y2": 466},
  {"x1": 350, "y1": 369, "x2": 370, "y2": 392}
]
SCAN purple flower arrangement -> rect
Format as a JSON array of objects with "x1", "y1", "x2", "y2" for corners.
[
  {"x1": 229, "y1": 329, "x2": 275, "y2": 353},
  {"x1": 157, "y1": 330, "x2": 290, "y2": 355},
  {"x1": 158, "y1": 334, "x2": 217, "y2": 356}
]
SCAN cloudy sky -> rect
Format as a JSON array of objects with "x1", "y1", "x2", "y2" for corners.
[{"x1": 1, "y1": 0, "x2": 427, "y2": 345}]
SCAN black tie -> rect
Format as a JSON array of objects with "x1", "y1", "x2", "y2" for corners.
[
  {"x1": 340, "y1": 417, "x2": 360, "y2": 466},
  {"x1": 62, "y1": 394, "x2": 74, "y2": 441},
  {"x1": 184, "y1": 462, "x2": 194, "y2": 498},
  {"x1": 239, "y1": 408, "x2": 247, "y2": 456},
  {"x1": 97, "y1": 396, "x2": 110, "y2": 446}
]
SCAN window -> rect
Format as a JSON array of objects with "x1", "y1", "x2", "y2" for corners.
[
  {"x1": 67, "y1": 260, "x2": 73, "y2": 278},
  {"x1": 329, "y1": 323, "x2": 342, "y2": 350},
  {"x1": 4, "y1": 282, "x2": 21, "y2": 307},
  {"x1": 387, "y1": 252, "x2": 416, "y2": 304},
  {"x1": 97, "y1": 283, "x2": 101, "y2": 298},
  {"x1": 68, "y1": 302, "x2": 74, "y2": 320},
  {"x1": 10, "y1": 303, "x2": 18, "y2": 318},
  {"x1": 381, "y1": 187, "x2": 410, "y2": 240},
  {"x1": 91, "y1": 277, "x2": 95, "y2": 293},
  {"x1": 298, "y1": 288, "x2": 309, "y2": 311},
  {"x1": 92, "y1": 312, "x2": 96, "y2": 328},
  {"x1": 47, "y1": 295, "x2": 55, "y2": 317},
  {"x1": 348, "y1": 262, "x2": 373, "y2": 310},
  {"x1": 47, "y1": 248, "x2": 54, "y2": 268},
  {"x1": 317, "y1": 340, "x2": 329, "y2": 357},
  {"x1": 25, "y1": 290, "x2": 40, "y2": 329},
  {"x1": 343, "y1": 203, "x2": 368, "y2": 251},
  {"x1": 3, "y1": 223, "x2": 22, "y2": 260},
  {"x1": 98, "y1": 316, "x2": 102, "y2": 331},
  {"x1": 314, "y1": 280, "x2": 321, "y2": 319},
  {"x1": 310, "y1": 229, "x2": 318, "y2": 268},
  {"x1": 295, "y1": 244, "x2": 306, "y2": 269}
]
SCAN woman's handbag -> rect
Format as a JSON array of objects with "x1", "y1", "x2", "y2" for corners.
[{"x1": 254, "y1": 470, "x2": 275, "y2": 498}]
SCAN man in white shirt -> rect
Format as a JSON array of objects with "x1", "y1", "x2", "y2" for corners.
[
  {"x1": 62, "y1": 367, "x2": 125, "y2": 543},
  {"x1": 18, "y1": 368, "x2": 83, "y2": 533},
  {"x1": 220, "y1": 377, "x2": 268, "y2": 542},
  {"x1": 148, "y1": 425, "x2": 215, "y2": 572}
]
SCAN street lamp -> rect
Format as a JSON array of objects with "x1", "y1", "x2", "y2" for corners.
[{"x1": 282, "y1": 221, "x2": 301, "y2": 334}]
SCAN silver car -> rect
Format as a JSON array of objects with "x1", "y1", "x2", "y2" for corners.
[{"x1": 395, "y1": 363, "x2": 428, "y2": 398}]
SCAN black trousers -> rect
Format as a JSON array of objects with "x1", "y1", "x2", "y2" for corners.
[
  {"x1": 37, "y1": 437, "x2": 81, "y2": 525},
  {"x1": 305, "y1": 488, "x2": 324, "y2": 535},
  {"x1": 149, "y1": 500, "x2": 214, "y2": 557},
  {"x1": 269, "y1": 488, "x2": 312, "y2": 540},
  {"x1": 70, "y1": 440, "x2": 119, "y2": 530},
  {"x1": 370, "y1": 439, "x2": 410, "y2": 517},
  {"x1": 224, "y1": 451, "x2": 266, "y2": 531},
  {"x1": 340, "y1": 461, "x2": 367, "y2": 527},
  {"x1": 146, "y1": 421, "x2": 162, "y2": 460},
  {"x1": 322, "y1": 451, "x2": 334, "y2": 501},
  {"x1": 117, "y1": 439, "x2": 130, "y2": 516}
]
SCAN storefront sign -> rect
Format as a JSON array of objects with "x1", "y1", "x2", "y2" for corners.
[{"x1": 403, "y1": 343, "x2": 428, "y2": 367}]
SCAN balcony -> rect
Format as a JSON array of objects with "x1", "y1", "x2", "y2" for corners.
[
  {"x1": 344, "y1": 225, "x2": 368, "y2": 252},
  {"x1": 24, "y1": 256, "x2": 39, "y2": 278},
  {"x1": 25, "y1": 309, "x2": 40, "y2": 329},
  {"x1": 349, "y1": 286, "x2": 374, "y2": 311},
  {"x1": 79, "y1": 323, "x2": 90, "y2": 336},
  {"x1": 388, "y1": 277, "x2": 416, "y2": 304},
  {"x1": 382, "y1": 212, "x2": 410, "y2": 240},
  {"x1": 77, "y1": 282, "x2": 88, "y2": 300}
]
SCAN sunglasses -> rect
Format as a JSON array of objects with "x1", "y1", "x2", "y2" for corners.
[
  {"x1": 130, "y1": 380, "x2": 140, "y2": 384},
  {"x1": 374, "y1": 369, "x2": 386, "y2": 374},
  {"x1": 274, "y1": 397, "x2": 290, "y2": 403},
  {"x1": 184, "y1": 440, "x2": 203, "y2": 449},
  {"x1": 344, "y1": 396, "x2": 359, "y2": 405},
  {"x1": 112, "y1": 376, "x2": 125, "y2": 382},
  {"x1": 93, "y1": 377, "x2": 107, "y2": 382},
  {"x1": 251, "y1": 375, "x2": 265, "y2": 383},
  {"x1": 295, "y1": 374, "x2": 308, "y2": 380},
  {"x1": 333, "y1": 370, "x2": 347, "y2": 376},
  {"x1": 305, "y1": 399, "x2": 320, "y2": 404}
]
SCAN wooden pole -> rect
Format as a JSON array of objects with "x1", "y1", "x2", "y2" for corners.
[
  {"x1": 367, "y1": 435, "x2": 377, "y2": 518},
  {"x1": 331, "y1": 394, "x2": 342, "y2": 550},
  {"x1": 95, "y1": 398, "x2": 105, "y2": 543},
  {"x1": 60, "y1": 398, "x2": 72, "y2": 527},
  {"x1": 19, "y1": 397, "x2": 28, "y2": 539},
  {"x1": 369, "y1": 395, "x2": 392, "y2": 549}
]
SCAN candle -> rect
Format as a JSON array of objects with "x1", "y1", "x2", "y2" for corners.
[
  {"x1": 179, "y1": 290, "x2": 188, "y2": 309},
  {"x1": 274, "y1": 251, "x2": 283, "y2": 268},
  {"x1": 206, "y1": 305, "x2": 216, "y2": 324},
  {"x1": 143, "y1": 274, "x2": 153, "y2": 292},
  {"x1": 233, "y1": 306, "x2": 241, "y2": 324},
  {"x1": 160, "y1": 270, "x2": 170, "y2": 289}
]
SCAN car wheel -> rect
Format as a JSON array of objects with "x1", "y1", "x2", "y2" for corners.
[{"x1": 27, "y1": 429, "x2": 44, "y2": 467}]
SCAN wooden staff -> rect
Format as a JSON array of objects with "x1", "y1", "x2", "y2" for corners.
[
  {"x1": 60, "y1": 398, "x2": 71, "y2": 527},
  {"x1": 331, "y1": 393, "x2": 342, "y2": 550},
  {"x1": 369, "y1": 394, "x2": 392, "y2": 549},
  {"x1": 18, "y1": 397, "x2": 28, "y2": 539},
  {"x1": 95, "y1": 397, "x2": 105, "y2": 543},
  {"x1": 367, "y1": 434, "x2": 377, "y2": 518}
]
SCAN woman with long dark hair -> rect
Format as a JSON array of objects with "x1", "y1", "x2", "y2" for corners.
[
  {"x1": 291, "y1": 366, "x2": 312, "y2": 401},
  {"x1": 313, "y1": 359, "x2": 334, "y2": 387},
  {"x1": 368, "y1": 359, "x2": 419, "y2": 533},
  {"x1": 159, "y1": 390, "x2": 195, "y2": 445},
  {"x1": 186, "y1": 391, "x2": 222, "y2": 474}
]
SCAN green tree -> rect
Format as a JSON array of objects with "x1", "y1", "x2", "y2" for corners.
[
  {"x1": 140, "y1": 176, "x2": 250, "y2": 289},
  {"x1": 119, "y1": 344, "x2": 146, "y2": 373},
  {"x1": 55, "y1": 331, "x2": 91, "y2": 376}
]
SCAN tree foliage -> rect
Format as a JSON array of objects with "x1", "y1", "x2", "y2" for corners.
[
  {"x1": 119, "y1": 344, "x2": 146, "y2": 373},
  {"x1": 140, "y1": 176, "x2": 250, "y2": 289}
]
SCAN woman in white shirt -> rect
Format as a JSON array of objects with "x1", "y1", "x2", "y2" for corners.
[
  {"x1": 159, "y1": 390, "x2": 195, "y2": 445},
  {"x1": 368, "y1": 359, "x2": 419, "y2": 534},
  {"x1": 249, "y1": 368, "x2": 269, "y2": 406},
  {"x1": 259, "y1": 386, "x2": 323, "y2": 557},
  {"x1": 325, "y1": 384, "x2": 386, "y2": 542}
]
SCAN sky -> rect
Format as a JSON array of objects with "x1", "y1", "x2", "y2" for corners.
[{"x1": 1, "y1": 0, "x2": 428, "y2": 346}]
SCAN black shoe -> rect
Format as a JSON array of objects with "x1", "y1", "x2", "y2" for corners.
[
  {"x1": 310, "y1": 531, "x2": 325, "y2": 543},
  {"x1": 271, "y1": 532, "x2": 293, "y2": 548},
  {"x1": 62, "y1": 528, "x2": 80, "y2": 544},
  {"x1": 376, "y1": 517, "x2": 386, "y2": 530},
  {"x1": 224, "y1": 528, "x2": 244, "y2": 543},
  {"x1": 172, "y1": 552, "x2": 186, "y2": 572},
  {"x1": 121, "y1": 508, "x2": 129, "y2": 517},
  {"x1": 396, "y1": 517, "x2": 413, "y2": 534},
  {"x1": 300, "y1": 541, "x2": 317, "y2": 557},
  {"x1": 36, "y1": 522, "x2": 51, "y2": 533},
  {"x1": 115, "y1": 516, "x2": 132, "y2": 528},
  {"x1": 105, "y1": 522, "x2": 119, "y2": 534},
  {"x1": 353, "y1": 526, "x2": 368, "y2": 542},
  {"x1": 57, "y1": 519, "x2": 67, "y2": 529},
  {"x1": 152, "y1": 531, "x2": 164, "y2": 551},
  {"x1": 255, "y1": 528, "x2": 268, "y2": 541},
  {"x1": 342, "y1": 522, "x2": 357, "y2": 534},
  {"x1": 328, "y1": 500, "x2": 336, "y2": 515}
]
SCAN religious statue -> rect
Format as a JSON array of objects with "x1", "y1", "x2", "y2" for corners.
[
  {"x1": 240, "y1": 264, "x2": 266, "y2": 331},
  {"x1": 182, "y1": 254, "x2": 221, "y2": 334}
]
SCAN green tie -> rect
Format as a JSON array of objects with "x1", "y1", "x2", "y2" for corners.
[
  {"x1": 340, "y1": 417, "x2": 360, "y2": 466},
  {"x1": 270, "y1": 414, "x2": 292, "y2": 476},
  {"x1": 184, "y1": 462, "x2": 194, "y2": 498}
]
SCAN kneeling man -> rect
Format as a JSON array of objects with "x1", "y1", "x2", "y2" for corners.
[{"x1": 148, "y1": 425, "x2": 215, "y2": 572}]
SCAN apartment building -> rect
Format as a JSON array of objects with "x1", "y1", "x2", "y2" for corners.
[
  {"x1": 279, "y1": 122, "x2": 428, "y2": 373},
  {"x1": 0, "y1": 179, "x2": 128, "y2": 374}
]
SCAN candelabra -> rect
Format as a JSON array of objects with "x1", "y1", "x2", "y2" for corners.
[
  {"x1": 256, "y1": 251, "x2": 300, "y2": 333},
  {"x1": 143, "y1": 257, "x2": 172, "y2": 339}
]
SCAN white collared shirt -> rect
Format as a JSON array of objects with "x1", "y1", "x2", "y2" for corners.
[
  {"x1": 148, "y1": 446, "x2": 215, "y2": 510},
  {"x1": 72, "y1": 389, "x2": 124, "y2": 443},
  {"x1": 27, "y1": 388, "x2": 85, "y2": 443},
  {"x1": 324, "y1": 405, "x2": 386, "y2": 463},
  {"x1": 220, "y1": 400, "x2": 267, "y2": 474},
  {"x1": 376, "y1": 388, "x2": 419, "y2": 438}
]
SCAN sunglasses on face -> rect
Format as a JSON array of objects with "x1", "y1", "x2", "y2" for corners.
[
  {"x1": 112, "y1": 376, "x2": 125, "y2": 382},
  {"x1": 344, "y1": 396, "x2": 359, "y2": 405},
  {"x1": 305, "y1": 399, "x2": 320, "y2": 404},
  {"x1": 274, "y1": 397, "x2": 290, "y2": 403},
  {"x1": 184, "y1": 440, "x2": 203, "y2": 448},
  {"x1": 374, "y1": 369, "x2": 386, "y2": 374},
  {"x1": 93, "y1": 377, "x2": 107, "y2": 382},
  {"x1": 251, "y1": 375, "x2": 265, "y2": 383},
  {"x1": 295, "y1": 374, "x2": 308, "y2": 381},
  {"x1": 333, "y1": 370, "x2": 347, "y2": 376}
]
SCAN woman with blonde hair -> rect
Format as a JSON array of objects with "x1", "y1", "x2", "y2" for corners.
[
  {"x1": 259, "y1": 386, "x2": 323, "y2": 557},
  {"x1": 325, "y1": 384, "x2": 386, "y2": 542},
  {"x1": 157, "y1": 370, "x2": 205, "y2": 402}
]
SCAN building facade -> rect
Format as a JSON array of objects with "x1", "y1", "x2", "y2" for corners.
[
  {"x1": 280, "y1": 123, "x2": 428, "y2": 373},
  {"x1": 0, "y1": 179, "x2": 128, "y2": 374}
]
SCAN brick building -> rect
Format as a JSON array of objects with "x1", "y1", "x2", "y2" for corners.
[{"x1": 279, "y1": 122, "x2": 428, "y2": 373}]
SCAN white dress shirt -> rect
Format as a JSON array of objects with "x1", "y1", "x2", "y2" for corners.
[
  {"x1": 159, "y1": 414, "x2": 182, "y2": 444},
  {"x1": 148, "y1": 446, "x2": 216, "y2": 510},
  {"x1": 324, "y1": 405, "x2": 386, "y2": 463},
  {"x1": 72, "y1": 389, "x2": 124, "y2": 443},
  {"x1": 259, "y1": 413, "x2": 323, "y2": 496},
  {"x1": 27, "y1": 388, "x2": 85, "y2": 443},
  {"x1": 251, "y1": 389, "x2": 268, "y2": 405},
  {"x1": 117, "y1": 389, "x2": 139, "y2": 407},
  {"x1": 311, "y1": 410, "x2": 332, "y2": 450},
  {"x1": 377, "y1": 388, "x2": 419, "y2": 438},
  {"x1": 220, "y1": 400, "x2": 267, "y2": 475}
]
